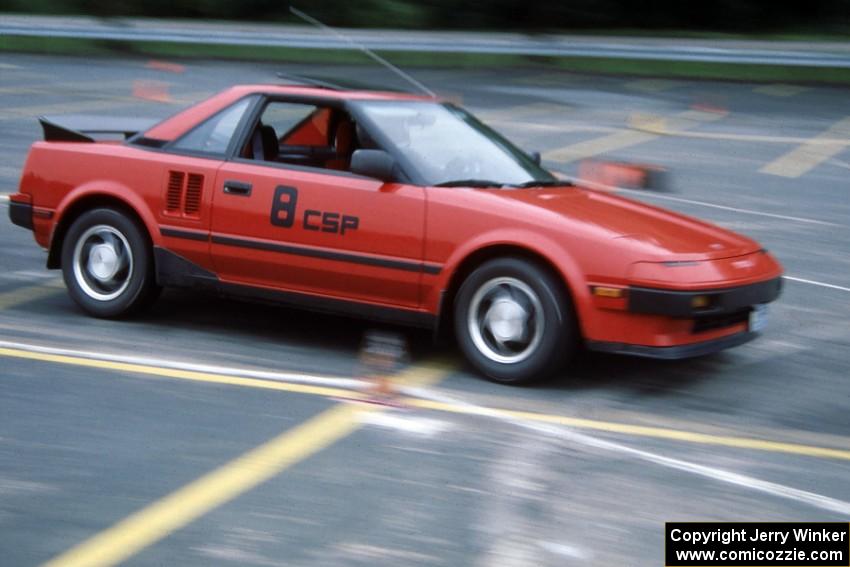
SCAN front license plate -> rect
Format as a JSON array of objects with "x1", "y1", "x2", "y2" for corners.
[{"x1": 749, "y1": 304, "x2": 768, "y2": 332}]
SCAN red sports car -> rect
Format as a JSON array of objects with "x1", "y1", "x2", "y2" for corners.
[{"x1": 9, "y1": 83, "x2": 782, "y2": 383}]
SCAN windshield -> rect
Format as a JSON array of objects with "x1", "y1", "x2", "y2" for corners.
[{"x1": 355, "y1": 101, "x2": 557, "y2": 187}]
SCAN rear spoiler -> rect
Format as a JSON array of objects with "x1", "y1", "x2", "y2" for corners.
[{"x1": 39, "y1": 115, "x2": 160, "y2": 142}]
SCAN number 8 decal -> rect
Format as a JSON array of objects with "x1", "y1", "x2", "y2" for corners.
[{"x1": 270, "y1": 185, "x2": 298, "y2": 227}]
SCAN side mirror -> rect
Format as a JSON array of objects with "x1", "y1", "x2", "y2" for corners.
[
  {"x1": 530, "y1": 151, "x2": 542, "y2": 166},
  {"x1": 350, "y1": 149, "x2": 396, "y2": 182}
]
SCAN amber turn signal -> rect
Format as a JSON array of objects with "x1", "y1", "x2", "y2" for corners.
[{"x1": 593, "y1": 286, "x2": 625, "y2": 298}]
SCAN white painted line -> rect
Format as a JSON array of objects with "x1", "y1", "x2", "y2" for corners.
[
  {"x1": 557, "y1": 176, "x2": 850, "y2": 292},
  {"x1": 0, "y1": 194, "x2": 10, "y2": 203},
  {"x1": 830, "y1": 157, "x2": 850, "y2": 170},
  {"x1": 538, "y1": 541, "x2": 590, "y2": 560},
  {"x1": 404, "y1": 387, "x2": 850, "y2": 516},
  {"x1": 3, "y1": 270, "x2": 58, "y2": 282},
  {"x1": 359, "y1": 411, "x2": 449, "y2": 436},
  {"x1": 7, "y1": 338, "x2": 850, "y2": 515},
  {"x1": 0, "y1": 339, "x2": 366, "y2": 391},
  {"x1": 634, "y1": 128, "x2": 850, "y2": 145},
  {"x1": 556, "y1": 173, "x2": 840, "y2": 227},
  {"x1": 618, "y1": 188, "x2": 841, "y2": 227},
  {"x1": 783, "y1": 276, "x2": 850, "y2": 293}
]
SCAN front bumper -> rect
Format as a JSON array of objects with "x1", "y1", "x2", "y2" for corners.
[
  {"x1": 586, "y1": 331, "x2": 758, "y2": 360},
  {"x1": 583, "y1": 276, "x2": 782, "y2": 359},
  {"x1": 628, "y1": 276, "x2": 783, "y2": 317}
]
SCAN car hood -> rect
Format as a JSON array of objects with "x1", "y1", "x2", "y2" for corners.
[{"x1": 495, "y1": 186, "x2": 761, "y2": 262}]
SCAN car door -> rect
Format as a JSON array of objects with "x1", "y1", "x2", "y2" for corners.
[{"x1": 210, "y1": 100, "x2": 427, "y2": 309}]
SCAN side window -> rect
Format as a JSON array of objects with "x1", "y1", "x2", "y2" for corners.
[
  {"x1": 172, "y1": 97, "x2": 254, "y2": 155},
  {"x1": 244, "y1": 101, "x2": 358, "y2": 172},
  {"x1": 263, "y1": 103, "x2": 322, "y2": 144}
]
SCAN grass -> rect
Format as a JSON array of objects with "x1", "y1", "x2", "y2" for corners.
[
  {"x1": 532, "y1": 27, "x2": 850, "y2": 41},
  {"x1": 3, "y1": 34, "x2": 850, "y2": 85}
]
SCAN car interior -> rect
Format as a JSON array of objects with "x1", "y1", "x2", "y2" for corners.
[{"x1": 241, "y1": 103, "x2": 367, "y2": 172}]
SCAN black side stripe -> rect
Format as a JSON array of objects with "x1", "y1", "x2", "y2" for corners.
[
  {"x1": 160, "y1": 227, "x2": 209, "y2": 242},
  {"x1": 210, "y1": 234, "x2": 442, "y2": 275}
]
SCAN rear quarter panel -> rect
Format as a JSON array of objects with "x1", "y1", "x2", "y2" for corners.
[
  {"x1": 20, "y1": 142, "x2": 217, "y2": 273},
  {"x1": 23, "y1": 143, "x2": 161, "y2": 248}
]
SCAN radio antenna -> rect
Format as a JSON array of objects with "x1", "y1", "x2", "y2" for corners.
[{"x1": 289, "y1": 6, "x2": 436, "y2": 98}]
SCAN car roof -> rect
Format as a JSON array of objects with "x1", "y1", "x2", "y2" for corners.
[
  {"x1": 245, "y1": 84, "x2": 432, "y2": 101},
  {"x1": 144, "y1": 84, "x2": 435, "y2": 141}
]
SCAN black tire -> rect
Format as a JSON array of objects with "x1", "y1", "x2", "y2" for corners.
[
  {"x1": 453, "y1": 257, "x2": 577, "y2": 384},
  {"x1": 61, "y1": 208, "x2": 158, "y2": 318}
]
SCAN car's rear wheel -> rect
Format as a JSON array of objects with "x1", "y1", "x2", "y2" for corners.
[
  {"x1": 454, "y1": 257, "x2": 576, "y2": 384},
  {"x1": 61, "y1": 208, "x2": 157, "y2": 318}
]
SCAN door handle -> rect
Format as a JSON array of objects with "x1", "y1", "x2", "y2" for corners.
[{"x1": 223, "y1": 180, "x2": 252, "y2": 196}]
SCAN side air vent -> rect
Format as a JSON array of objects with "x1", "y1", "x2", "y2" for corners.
[
  {"x1": 166, "y1": 171, "x2": 184, "y2": 213},
  {"x1": 184, "y1": 174, "x2": 203, "y2": 215},
  {"x1": 163, "y1": 171, "x2": 204, "y2": 218}
]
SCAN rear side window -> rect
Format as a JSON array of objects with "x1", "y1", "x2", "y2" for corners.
[
  {"x1": 172, "y1": 97, "x2": 255, "y2": 155},
  {"x1": 262, "y1": 103, "x2": 321, "y2": 142}
]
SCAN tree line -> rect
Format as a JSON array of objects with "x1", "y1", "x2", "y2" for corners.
[{"x1": 4, "y1": 0, "x2": 849, "y2": 32}]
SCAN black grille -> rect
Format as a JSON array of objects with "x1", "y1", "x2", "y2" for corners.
[
  {"x1": 692, "y1": 309, "x2": 750, "y2": 334},
  {"x1": 184, "y1": 174, "x2": 203, "y2": 216},
  {"x1": 165, "y1": 171, "x2": 184, "y2": 213}
]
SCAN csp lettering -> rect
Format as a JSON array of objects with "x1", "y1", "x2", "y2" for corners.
[
  {"x1": 270, "y1": 186, "x2": 359, "y2": 235},
  {"x1": 303, "y1": 210, "x2": 359, "y2": 235}
]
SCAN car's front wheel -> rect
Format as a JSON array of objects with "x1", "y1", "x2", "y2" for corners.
[
  {"x1": 454, "y1": 257, "x2": 577, "y2": 384},
  {"x1": 61, "y1": 208, "x2": 158, "y2": 318}
]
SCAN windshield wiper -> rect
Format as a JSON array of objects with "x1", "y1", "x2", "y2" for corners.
[
  {"x1": 435, "y1": 179, "x2": 505, "y2": 188},
  {"x1": 435, "y1": 179, "x2": 574, "y2": 188},
  {"x1": 508, "y1": 179, "x2": 574, "y2": 188}
]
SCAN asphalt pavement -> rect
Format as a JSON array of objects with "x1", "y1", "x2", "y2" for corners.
[{"x1": 1, "y1": 54, "x2": 848, "y2": 566}]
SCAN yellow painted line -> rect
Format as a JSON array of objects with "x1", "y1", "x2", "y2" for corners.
[
  {"x1": 753, "y1": 83, "x2": 810, "y2": 97},
  {"x1": 544, "y1": 128, "x2": 657, "y2": 164},
  {"x1": 405, "y1": 398, "x2": 850, "y2": 462},
  {"x1": 625, "y1": 79, "x2": 681, "y2": 93},
  {"x1": 0, "y1": 345, "x2": 450, "y2": 397},
  {"x1": 0, "y1": 280, "x2": 64, "y2": 311},
  {"x1": 0, "y1": 346, "x2": 357, "y2": 398},
  {"x1": 629, "y1": 126, "x2": 848, "y2": 145},
  {"x1": 760, "y1": 116, "x2": 850, "y2": 177},
  {"x1": 35, "y1": 357, "x2": 448, "y2": 567},
  {"x1": 543, "y1": 109, "x2": 726, "y2": 163},
  {"x1": 484, "y1": 121, "x2": 617, "y2": 135},
  {"x1": 2, "y1": 345, "x2": 848, "y2": 462},
  {"x1": 392, "y1": 362, "x2": 454, "y2": 389},
  {"x1": 41, "y1": 402, "x2": 371, "y2": 567}
]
